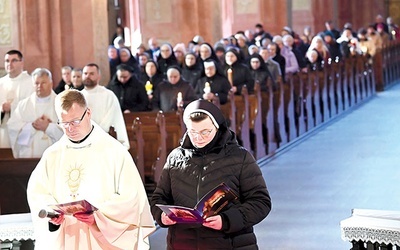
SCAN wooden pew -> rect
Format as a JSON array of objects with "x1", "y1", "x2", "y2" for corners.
[
  {"x1": 331, "y1": 60, "x2": 344, "y2": 116},
  {"x1": 260, "y1": 79, "x2": 278, "y2": 154},
  {"x1": 299, "y1": 72, "x2": 314, "y2": 131},
  {"x1": 345, "y1": 58, "x2": 356, "y2": 108},
  {"x1": 123, "y1": 114, "x2": 145, "y2": 181},
  {"x1": 125, "y1": 111, "x2": 185, "y2": 187},
  {"x1": 284, "y1": 73, "x2": 297, "y2": 141},
  {"x1": 326, "y1": 62, "x2": 337, "y2": 118},
  {"x1": 248, "y1": 82, "x2": 266, "y2": 159},
  {"x1": 162, "y1": 110, "x2": 186, "y2": 155},
  {"x1": 0, "y1": 150, "x2": 39, "y2": 214},
  {"x1": 129, "y1": 112, "x2": 166, "y2": 185},
  {"x1": 291, "y1": 73, "x2": 306, "y2": 137},
  {"x1": 275, "y1": 78, "x2": 288, "y2": 146},
  {"x1": 220, "y1": 91, "x2": 237, "y2": 136},
  {"x1": 319, "y1": 67, "x2": 330, "y2": 123},
  {"x1": 234, "y1": 86, "x2": 251, "y2": 151},
  {"x1": 310, "y1": 70, "x2": 322, "y2": 127}
]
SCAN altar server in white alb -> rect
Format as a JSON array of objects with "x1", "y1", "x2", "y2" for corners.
[
  {"x1": 7, "y1": 68, "x2": 62, "y2": 158},
  {"x1": 0, "y1": 50, "x2": 34, "y2": 148},
  {"x1": 27, "y1": 90, "x2": 155, "y2": 250},
  {"x1": 80, "y1": 63, "x2": 130, "y2": 149}
]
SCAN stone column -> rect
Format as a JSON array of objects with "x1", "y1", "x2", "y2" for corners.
[{"x1": 1, "y1": 0, "x2": 110, "y2": 85}]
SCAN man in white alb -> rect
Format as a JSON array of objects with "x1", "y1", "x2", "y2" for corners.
[
  {"x1": 80, "y1": 63, "x2": 129, "y2": 149},
  {"x1": 7, "y1": 68, "x2": 63, "y2": 158},
  {"x1": 0, "y1": 50, "x2": 34, "y2": 148},
  {"x1": 27, "y1": 90, "x2": 155, "y2": 249}
]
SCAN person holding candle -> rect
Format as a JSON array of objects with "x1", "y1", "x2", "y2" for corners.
[
  {"x1": 195, "y1": 59, "x2": 231, "y2": 104},
  {"x1": 223, "y1": 48, "x2": 254, "y2": 95},
  {"x1": 151, "y1": 66, "x2": 197, "y2": 112}
]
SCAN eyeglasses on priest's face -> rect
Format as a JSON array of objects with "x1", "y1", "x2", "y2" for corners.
[
  {"x1": 188, "y1": 128, "x2": 214, "y2": 139},
  {"x1": 57, "y1": 109, "x2": 87, "y2": 128}
]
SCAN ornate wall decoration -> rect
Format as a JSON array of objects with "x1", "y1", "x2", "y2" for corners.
[{"x1": 0, "y1": 0, "x2": 12, "y2": 46}]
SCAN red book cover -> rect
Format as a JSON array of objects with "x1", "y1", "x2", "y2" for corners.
[{"x1": 49, "y1": 199, "x2": 97, "y2": 215}]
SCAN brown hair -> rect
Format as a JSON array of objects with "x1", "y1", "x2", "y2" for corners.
[{"x1": 56, "y1": 89, "x2": 87, "y2": 114}]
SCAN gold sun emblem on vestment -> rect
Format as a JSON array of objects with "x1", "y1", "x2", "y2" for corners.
[{"x1": 66, "y1": 163, "x2": 84, "y2": 200}]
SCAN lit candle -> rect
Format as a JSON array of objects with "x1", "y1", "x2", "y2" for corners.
[
  {"x1": 203, "y1": 82, "x2": 211, "y2": 94},
  {"x1": 177, "y1": 92, "x2": 183, "y2": 107},
  {"x1": 145, "y1": 81, "x2": 153, "y2": 95},
  {"x1": 227, "y1": 68, "x2": 233, "y2": 86},
  {"x1": 360, "y1": 45, "x2": 368, "y2": 54}
]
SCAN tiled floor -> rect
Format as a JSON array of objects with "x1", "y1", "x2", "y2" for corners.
[{"x1": 149, "y1": 82, "x2": 400, "y2": 250}]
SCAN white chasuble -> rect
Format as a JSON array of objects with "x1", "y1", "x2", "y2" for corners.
[
  {"x1": 7, "y1": 92, "x2": 62, "y2": 158},
  {"x1": 81, "y1": 85, "x2": 130, "y2": 149},
  {"x1": 0, "y1": 71, "x2": 34, "y2": 147},
  {"x1": 27, "y1": 123, "x2": 155, "y2": 249}
]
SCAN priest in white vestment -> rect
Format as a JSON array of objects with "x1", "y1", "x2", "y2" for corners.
[
  {"x1": 0, "y1": 50, "x2": 34, "y2": 148},
  {"x1": 7, "y1": 68, "x2": 63, "y2": 158},
  {"x1": 81, "y1": 63, "x2": 130, "y2": 149},
  {"x1": 27, "y1": 90, "x2": 155, "y2": 250}
]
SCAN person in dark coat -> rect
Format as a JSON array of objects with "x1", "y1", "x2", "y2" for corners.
[
  {"x1": 118, "y1": 47, "x2": 141, "y2": 79},
  {"x1": 248, "y1": 53, "x2": 272, "y2": 92},
  {"x1": 181, "y1": 52, "x2": 203, "y2": 89},
  {"x1": 54, "y1": 66, "x2": 73, "y2": 94},
  {"x1": 267, "y1": 42, "x2": 286, "y2": 82},
  {"x1": 107, "y1": 46, "x2": 120, "y2": 81},
  {"x1": 150, "y1": 99, "x2": 271, "y2": 250},
  {"x1": 157, "y1": 43, "x2": 179, "y2": 80},
  {"x1": 223, "y1": 48, "x2": 254, "y2": 95},
  {"x1": 107, "y1": 64, "x2": 149, "y2": 112},
  {"x1": 195, "y1": 59, "x2": 231, "y2": 105},
  {"x1": 140, "y1": 60, "x2": 164, "y2": 92},
  {"x1": 151, "y1": 66, "x2": 196, "y2": 112}
]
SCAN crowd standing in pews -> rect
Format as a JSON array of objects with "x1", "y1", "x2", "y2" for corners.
[{"x1": 2, "y1": 13, "x2": 398, "y2": 160}]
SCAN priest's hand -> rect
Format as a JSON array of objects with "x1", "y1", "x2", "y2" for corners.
[
  {"x1": 161, "y1": 212, "x2": 176, "y2": 226},
  {"x1": 50, "y1": 213, "x2": 65, "y2": 225},
  {"x1": 203, "y1": 215, "x2": 222, "y2": 230},
  {"x1": 74, "y1": 212, "x2": 95, "y2": 226},
  {"x1": 2, "y1": 101, "x2": 11, "y2": 113},
  {"x1": 32, "y1": 115, "x2": 51, "y2": 132}
]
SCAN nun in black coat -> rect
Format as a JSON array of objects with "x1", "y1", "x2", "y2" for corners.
[
  {"x1": 222, "y1": 48, "x2": 254, "y2": 95},
  {"x1": 195, "y1": 59, "x2": 232, "y2": 105}
]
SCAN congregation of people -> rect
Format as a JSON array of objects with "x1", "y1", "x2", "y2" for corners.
[{"x1": 0, "y1": 14, "x2": 398, "y2": 160}]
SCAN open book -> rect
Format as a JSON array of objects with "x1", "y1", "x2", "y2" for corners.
[
  {"x1": 49, "y1": 199, "x2": 98, "y2": 215},
  {"x1": 156, "y1": 182, "x2": 238, "y2": 223}
]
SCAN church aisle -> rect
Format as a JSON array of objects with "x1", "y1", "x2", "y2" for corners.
[{"x1": 149, "y1": 82, "x2": 400, "y2": 249}]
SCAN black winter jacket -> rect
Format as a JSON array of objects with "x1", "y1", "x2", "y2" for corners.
[{"x1": 151, "y1": 127, "x2": 272, "y2": 250}]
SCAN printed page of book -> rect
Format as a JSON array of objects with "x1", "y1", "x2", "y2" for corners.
[
  {"x1": 156, "y1": 204, "x2": 203, "y2": 223},
  {"x1": 156, "y1": 182, "x2": 238, "y2": 223}
]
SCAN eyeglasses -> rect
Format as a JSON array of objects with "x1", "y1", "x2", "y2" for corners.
[
  {"x1": 5, "y1": 59, "x2": 21, "y2": 64},
  {"x1": 57, "y1": 109, "x2": 87, "y2": 128},
  {"x1": 189, "y1": 128, "x2": 214, "y2": 139}
]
